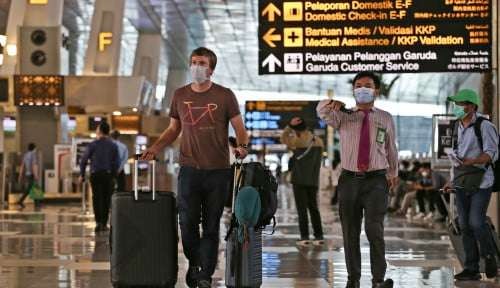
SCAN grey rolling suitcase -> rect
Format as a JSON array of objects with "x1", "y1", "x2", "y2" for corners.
[
  {"x1": 225, "y1": 162, "x2": 263, "y2": 288},
  {"x1": 110, "y1": 158, "x2": 178, "y2": 288},
  {"x1": 442, "y1": 192, "x2": 500, "y2": 273}
]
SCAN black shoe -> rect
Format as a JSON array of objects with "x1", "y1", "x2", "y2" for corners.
[
  {"x1": 454, "y1": 269, "x2": 481, "y2": 281},
  {"x1": 387, "y1": 207, "x2": 398, "y2": 213},
  {"x1": 186, "y1": 266, "x2": 200, "y2": 288},
  {"x1": 346, "y1": 280, "x2": 360, "y2": 288},
  {"x1": 485, "y1": 255, "x2": 498, "y2": 279},
  {"x1": 373, "y1": 279, "x2": 394, "y2": 288},
  {"x1": 198, "y1": 279, "x2": 211, "y2": 288},
  {"x1": 94, "y1": 224, "x2": 102, "y2": 233}
]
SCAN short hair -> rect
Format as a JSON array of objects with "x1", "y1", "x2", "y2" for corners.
[
  {"x1": 28, "y1": 143, "x2": 36, "y2": 151},
  {"x1": 352, "y1": 71, "x2": 381, "y2": 89},
  {"x1": 98, "y1": 122, "x2": 110, "y2": 135},
  {"x1": 190, "y1": 47, "x2": 217, "y2": 70},
  {"x1": 111, "y1": 130, "x2": 120, "y2": 140},
  {"x1": 422, "y1": 162, "x2": 431, "y2": 169}
]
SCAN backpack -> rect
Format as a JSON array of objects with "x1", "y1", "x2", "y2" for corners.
[
  {"x1": 453, "y1": 117, "x2": 500, "y2": 191},
  {"x1": 240, "y1": 162, "x2": 278, "y2": 230}
]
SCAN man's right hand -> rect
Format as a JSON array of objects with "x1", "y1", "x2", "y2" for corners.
[
  {"x1": 326, "y1": 100, "x2": 346, "y2": 112},
  {"x1": 141, "y1": 145, "x2": 160, "y2": 160},
  {"x1": 442, "y1": 182, "x2": 454, "y2": 193}
]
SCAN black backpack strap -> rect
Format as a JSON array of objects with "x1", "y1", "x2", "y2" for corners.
[
  {"x1": 473, "y1": 116, "x2": 486, "y2": 151},
  {"x1": 451, "y1": 119, "x2": 459, "y2": 151}
]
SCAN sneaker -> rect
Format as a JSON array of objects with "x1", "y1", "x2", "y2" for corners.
[
  {"x1": 186, "y1": 266, "x2": 200, "y2": 288},
  {"x1": 313, "y1": 238, "x2": 325, "y2": 246},
  {"x1": 454, "y1": 269, "x2": 481, "y2": 281},
  {"x1": 423, "y1": 212, "x2": 434, "y2": 221},
  {"x1": 405, "y1": 208, "x2": 413, "y2": 218},
  {"x1": 373, "y1": 279, "x2": 394, "y2": 288},
  {"x1": 485, "y1": 254, "x2": 498, "y2": 279},
  {"x1": 413, "y1": 212, "x2": 425, "y2": 219},
  {"x1": 198, "y1": 279, "x2": 212, "y2": 288},
  {"x1": 296, "y1": 240, "x2": 312, "y2": 247}
]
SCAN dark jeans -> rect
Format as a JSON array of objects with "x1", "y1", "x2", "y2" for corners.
[
  {"x1": 90, "y1": 171, "x2": 114, "y2": 226},
  {"x1": 337, "y1": 172, "x2": 388, "y2": 283},
  {"x1": 292, "y1": 184, "x2": 323, "y2": 240},
  {"x1": 116, "y1": 170, "x2": 126, "y2": 192},
  {"x1": 456, "y1": 187, "x2": 496, "y2": 272},
  {"x1": 18, "y1": 175, "x2": 35, "y2": 204},
  {"x1": 416, "y1": 189, "x2": 437, "y2": 214},
  {"x1": 177, "y1": 166, "x2": 231, "y2": 281}
]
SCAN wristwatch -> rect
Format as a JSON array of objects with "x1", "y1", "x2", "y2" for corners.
[{"x1": 238, "y1": 143, "x2": 248, "y2": 149}]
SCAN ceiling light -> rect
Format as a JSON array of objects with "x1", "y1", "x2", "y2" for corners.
[
  {"x1": 90, "y1": 133, "x2": 97, "y2": 138},
  {"x1": 0, "y1": 35, "x2": 6, "y2": 47},
  {"x1": 112, "y1": 111, "x2": 122, "y2": 116},
  {"x1": 132, "y1": 108, "x2": 138, "y2": 112},
  {"x1": 6, "y1": 44, "x2": 16, "y2": 56},
  {"x1": 29, "y1": 0, "x2": 48, "y2": 4}
]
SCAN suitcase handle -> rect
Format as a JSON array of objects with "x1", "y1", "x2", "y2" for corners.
[
  {"x1": 133, "y1": 155, "x2": 156, "y2": 201},
  {"x1": 231, "y1": 159, "x2": 244, "y2": 212}
]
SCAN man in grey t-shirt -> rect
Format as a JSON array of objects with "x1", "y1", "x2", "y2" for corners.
[{"x1": 17, "y1": 143, "x2": 39, "y2": 208}]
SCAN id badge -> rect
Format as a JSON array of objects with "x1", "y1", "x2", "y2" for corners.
[{"x1": 376, "y1": 128, "x2": 386, "y2": 144}]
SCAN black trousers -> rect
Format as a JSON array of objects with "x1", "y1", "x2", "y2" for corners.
[
  {"x1": 337, "y1": 172, "x2": 388, "y2": 283},
  {"x1": 177, "y1": 167, "x2": 232, "y2": 281},
  {"x1": 417, "y1": 189, "x2": 438, "y2": 214},
  {"x1": 116, "y1": 171, "x2": 126, "y2": 192},
  {"x1": 90, "y1": 171, "x2": 114, "y2": 226},
  {"x1": 292, "y1": 184, "x2": 323, "y2": 240}
]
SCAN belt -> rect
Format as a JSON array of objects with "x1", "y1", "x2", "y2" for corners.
[{"x1": 342, "y1": 169, "x2": 386, "y2": 178}]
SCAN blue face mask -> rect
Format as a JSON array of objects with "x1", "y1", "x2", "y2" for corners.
[
  {"x1": 452, "y1": 105, "x2": 467, "y2": 119},
  {"x1": 354, "y1": 87, "x2": 375, "y2": 104}
]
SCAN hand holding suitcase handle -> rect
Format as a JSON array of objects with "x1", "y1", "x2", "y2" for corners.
[{"x1": 133, "y1": 154, "x2": 157, "y2": 201}]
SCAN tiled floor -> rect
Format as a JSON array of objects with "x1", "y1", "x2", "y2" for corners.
[{"x1": 0, "y1": 185, "x2": 499, "y2": 288}]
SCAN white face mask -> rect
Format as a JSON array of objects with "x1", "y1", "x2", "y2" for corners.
[
  {"x1": 421, "y1": 171, "x2": 429, "y2": 177},
  {"x1": 190, "y1": 65, "x2": 209, "y2": 84},
  {"x1": 354, "y1": 87, "x2": 375, "y2": 104}
]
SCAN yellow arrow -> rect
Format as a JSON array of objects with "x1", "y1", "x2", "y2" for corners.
[
  {"x1": 263, "y1": 28, "x2": 281, "y2": 48},
  {"x1": 261, "y1": 3, "x2": 281, "y2": 22}
]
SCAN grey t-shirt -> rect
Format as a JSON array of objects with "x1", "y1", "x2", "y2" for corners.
[{"x1": 23, "y1": 150, "x2": 37, "y2": 176}]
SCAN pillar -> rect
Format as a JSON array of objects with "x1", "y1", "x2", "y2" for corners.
[{"x1": 83, "y1": 0, "x2": 125, "y2": 76}]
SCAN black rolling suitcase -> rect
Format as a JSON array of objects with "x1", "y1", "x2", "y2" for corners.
[
  {"x1": 225, "y1": 162, "x2": 263, "y2": 288},
  {"x1": 110, "y1": 158, "x2": 178, "y2": 288},
  {"x1": 441, "y1": 192, "x2": 500, "y2": 273}
]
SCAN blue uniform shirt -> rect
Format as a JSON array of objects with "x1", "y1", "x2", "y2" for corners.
[{"x1": 80, "y1": 137, "x2": 119, "y2": 177}]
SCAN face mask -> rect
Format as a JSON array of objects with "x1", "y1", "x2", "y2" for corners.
[
  {"x1": 354, "y1": 87, "x2": 375, "y2": 104},
  {"x1": 190, "y1": 65, "x2": 209, "y2": 84},
  {"x1": 452, "y1": 105, "x2": 467, "y2": 119},
  {"x1": 421, "y1": 171, "x2": 429, "y2": 177}
]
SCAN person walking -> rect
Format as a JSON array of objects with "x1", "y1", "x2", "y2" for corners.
[
  {"x1": 79, "y1": 122, "x2": 119, "y2": 233},
  {"x1": 17, "y1": 143, "x2": 39, "y2": 208},
  {"x1": 281, "y1": 116, "x2": 325, "y2": 246}
]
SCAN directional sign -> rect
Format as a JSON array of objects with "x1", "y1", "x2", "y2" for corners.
[
  {"x1": 262, "y1": 3, "x2": 281, "y2": 22},
  {"x1": 262, "y1": 53, "x2": 282, "y2": 73},
  {"x1": 258, "y1": 0, "x2": 492, "y2": 74}
]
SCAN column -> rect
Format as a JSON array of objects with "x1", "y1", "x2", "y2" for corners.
[
  {"x1": 132, "y1": 33, "x2": 161, "y2": 112},
  {"x1": 83, "y1": 0, "x2": 125, "y2": 76}
]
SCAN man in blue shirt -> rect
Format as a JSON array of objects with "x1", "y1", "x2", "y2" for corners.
[
  {"x1": 445, "y1": 89, "x2": 498, "y2": 281},
  {"x1": 17, "y1": 143, "x2": 39, "y2": 208},
  {"x1": 79, "y1": 122, "x2": 119, "y2": 232},
  {"x1": 111, "y1": 130, "x2": 129, "y2": 192}
]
